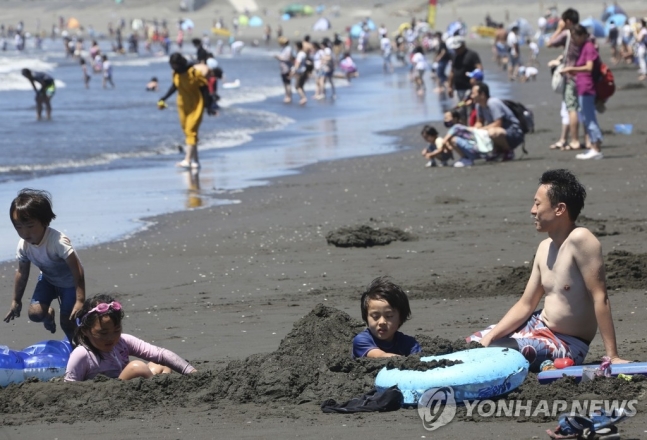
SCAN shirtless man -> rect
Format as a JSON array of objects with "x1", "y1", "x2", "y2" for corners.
[
  {"x1": 493, "y1": 24, "x2": 507, "y2": 67},
  {"x1": 467, "y1": 169, "x2": 629, "y2": 371},
  {"x1": 22, "y1": 68, "x2": 55, "y2": 120}
]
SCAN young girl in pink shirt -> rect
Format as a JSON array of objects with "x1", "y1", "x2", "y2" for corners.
[{"x1": 65, "y1": 294, "x2": 197, "y2": 381}]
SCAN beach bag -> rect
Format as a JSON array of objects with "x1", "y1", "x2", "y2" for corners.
[
  {"x1": 551, "y1": 31, "x2": 570, "y2": 94},
  {"x1": 503, "y1": 100, "x2": 534, "y2": 134},
  {"x1": 595, "y1": 62, "x2": 615, "y2": 103},
  {"x1": 304, "y1": 55, "x2": 314, "y2": 73},
  {"x1": 472, "y1": 129, "x2": 494, "y2": 154}
]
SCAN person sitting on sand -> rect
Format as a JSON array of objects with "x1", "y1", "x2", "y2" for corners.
[
  {"x1": 352, "y1": 276, "x2": 421, "y2": 358},
  {"x1": 420, "y1": 125, "x2": 452, "y2": 168},
  {"x1": 467, "y1": 169, "x2": 630, "y2": 371},
  {"x1": 65, "y1": 293, "x2": 198, "y2": 381}
]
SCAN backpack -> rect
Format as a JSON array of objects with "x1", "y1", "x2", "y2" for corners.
[
  {"x1": 304, "y1": 55, "x2": 314, "y2": 73},
  {"x1": 595, "y1": 62, "x2": 615, "y2": 103},
  {"x1": 503, "y1": 100, "x2": 534, "y2": 134}
]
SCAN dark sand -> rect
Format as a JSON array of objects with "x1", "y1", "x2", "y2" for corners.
[{"x1": 2, "y1": 44, "x2": 647, "y2": 439}]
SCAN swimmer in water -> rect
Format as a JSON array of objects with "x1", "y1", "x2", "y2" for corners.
[{"x1": 146, "y1": 76, "x2": 159, "y2": 92}]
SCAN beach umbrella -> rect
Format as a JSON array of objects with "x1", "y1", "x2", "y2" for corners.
[
  {"x1": 601, "y1": 4, "x2": 627, "y2": 21},
  {"x1": 238, "y1": 15, "x2": 249, "y2": 26},
  {"x1": 281, "y1": 13, "x2": 291, "y2": 21},
  {"x1": 248, "y1": 16, "x2": 263, "y2": 27},
  {"x1": 350, "y1": 24, "x2": 363, "y2": 38},
  {"x1": 447, "y1": 21, "x2": 463, "y2": 36},
  {"x1": 303, "y1": 5, "x2": 314, "y2": 16},
  {"x1": 397, "y1": 22, "x2": 411, "y2": 34},
  {"x1": 605, "y1": 13, "x2": 627, "y2": 35},
  {"x1": 313, "y1": 17, "x2": 331, "y2": 31},
  {"x1": 181, "y1": 18, "x2": 194, "y2": 31},
  {"x1": 365, "y1": 19, "x2": 376, "y2": 31},
  {"x1": 581, "y1": 17, "x2": 606, "y2": 38},
  {"x1": 67, "y1": 17, "x2": 80, "y2": 29}
]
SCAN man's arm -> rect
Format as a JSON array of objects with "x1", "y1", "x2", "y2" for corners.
[
  {"x1": 572, "y1": 230, "x2": 630, "y2": 364},
  {"x1": 4, "y1": 260, "x2": 30, "y2": 322},
  {"x1": 479, "y1": 257, "x2": 545, "y2": 346},
  {"x1": 547, "y1": 20, "x2": 566, "y2": 47},
  {"x1": 447, "y1": 68, "x2": 454, "y2": 97},
  {"x1": 65, "y1": 252, "x2": 85, "y2": 319}
]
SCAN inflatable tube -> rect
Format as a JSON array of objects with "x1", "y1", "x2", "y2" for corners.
[
  {"x1": 375, "y1": 347, "x2": 529, "y2": 405},
  {"x1": 0, "y1": 340, "x2": 71, "y2": 387},
  {"x1": 538, "y1": 362, "x2": 647, "y2": 384}
]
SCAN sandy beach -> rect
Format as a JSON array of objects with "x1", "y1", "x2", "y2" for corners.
[{"x1": 2, "y1": 0, "x2": 647, "y2": 439}]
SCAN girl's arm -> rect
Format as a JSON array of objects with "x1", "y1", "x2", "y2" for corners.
[{"x1": 123, "y1": 334, "x2": 196, "y2": 374}]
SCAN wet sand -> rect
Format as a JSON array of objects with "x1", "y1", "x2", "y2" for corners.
[{"x1": 2, "y1": 28, "x2": 647, "y2": 440}]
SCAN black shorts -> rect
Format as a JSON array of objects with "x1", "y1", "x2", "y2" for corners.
[
  {"x1": 296, "y1": 72, "x2": 308, "y2": 90},
  {"x1": 281, "y1": 73, "x2": 290, "y2": 85}
]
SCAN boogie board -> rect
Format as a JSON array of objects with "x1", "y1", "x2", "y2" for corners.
[
  {"x1": 375, "y1": 347, "x2": 529, "y2": 405},
  {"x1": 538, "y1": 362, "x2": 647, "y2": 384},
  {"x1": 222, "y1": 79, "x2": 240, "y2": 89}
]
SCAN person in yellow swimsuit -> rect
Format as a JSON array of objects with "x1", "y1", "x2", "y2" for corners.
[{"x1": 158, "y1": 53, "x2": 215, "y2": 169}]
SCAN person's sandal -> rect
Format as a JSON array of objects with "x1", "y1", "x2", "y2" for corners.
[
  {"x1": 564, "y1": 142, "x2": 583, "y2": 151},
  {"x1": 549, "y1": 140, "x2": 566, "y2": 150}
]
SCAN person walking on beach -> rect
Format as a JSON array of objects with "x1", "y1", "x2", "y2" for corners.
[
  {"x1": 547, "y1": 8, "x2": 583, "y2": 151},
  {"x1": 447, "y1": 36, "x2": 482, "y2": 105},
  {"x1": 275, "y1": 36, "x2": 293, "y2": 103},
  {"x1": 506, "y1": 26, "x2": 521, "y2": 80},
  {"x1": 636, "y1": 18, "x2": 647, "y2": 81},
  {"x1": 467, "y1": 169, "x2": 629, "y2": 371},
  {"x1": 3, "y1": 189, "x2": 86, "y2": 342},
  {"x1": 561, "y1": 25, "x2": 603, "y2": 160},
  {"x1": 158, "y1": 53, "x2": 215, "y2": 169},
  {"x1": 80, "y1": 58, "x2": 91, "y2": 89},
  {"x1": 291, "y1": 41, "x2": 310, "y2": 105},
  {"x1": 21, "y1": 68, "x2": 55, "y2": 120},
  {"x1": 102, "y1": 54, "x2": 115, "y2": 89}
]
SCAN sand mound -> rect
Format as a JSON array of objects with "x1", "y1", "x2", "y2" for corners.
[
  {"x1": 325, "y1": 225, "x2": 415, "y2": 247},
  {"x1": 606, "y1": 250, "x2": 647, "y2": 291},
  {"x1": 2, "y1": 304, "x2": 646, "y2": 425}
]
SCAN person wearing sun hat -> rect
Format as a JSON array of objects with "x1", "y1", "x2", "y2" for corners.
[
  {"x1": 447, "y1": 35, "x2": 482, "y2": 121},
  {"x1": 275, "y1": 36, "x2": 293, "y2": 103}
]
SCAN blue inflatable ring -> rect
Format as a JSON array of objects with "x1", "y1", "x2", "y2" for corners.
[
  {"x1": 0, "y1": 339, "x2": 71, "y2": 387},
  {"x1": 375, "y1": 347, "x2": 529, "y2": 405}
]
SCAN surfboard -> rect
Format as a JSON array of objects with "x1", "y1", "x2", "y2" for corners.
[
  {"x1": 538, "y1": 362, "x2": 647, "y2": 384},
  {"x1": 375, "y1": 347, "x2": 529, "y2": 405},
  {"x1": 222, "y1": 79, "x2": 240, "y2": 89}
]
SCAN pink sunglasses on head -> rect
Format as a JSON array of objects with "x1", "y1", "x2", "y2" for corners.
[{"x1": 77, "y1": 301, "x2": 122, "y2": 326}]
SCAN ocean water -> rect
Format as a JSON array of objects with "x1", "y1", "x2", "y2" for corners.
[{"x1": 0, "y1": 39, "x2": 505, "y2": 262}]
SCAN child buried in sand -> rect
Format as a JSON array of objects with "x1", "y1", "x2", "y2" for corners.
[
  {"x1": 65, "y1": 293, "x2": 197, "y2": 381},
  {"x1": 352, "y1": 276, "x2": 421, "y2": 358}
]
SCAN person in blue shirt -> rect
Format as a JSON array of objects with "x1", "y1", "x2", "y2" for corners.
[{"x1": 352, "y1": 276, "x2": 421, "y2": 358}]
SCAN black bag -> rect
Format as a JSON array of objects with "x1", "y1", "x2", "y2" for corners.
[
  {"x1": 304, "y1": 56, "x2": 314, "y2": 73},
  {"x1": 321, "y1": 386, "x2": 403, "y2": 413},
  {"x1": 503, "y1": 99, "x2": 534, "y2": 134}
]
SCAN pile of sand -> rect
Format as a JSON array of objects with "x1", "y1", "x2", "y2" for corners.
[{"x1": 326, "y1": 225, "x2": 415, "y2": 247}]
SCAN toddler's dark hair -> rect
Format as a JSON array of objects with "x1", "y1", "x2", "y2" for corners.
[
  {"x1": 72, "y1": 293, "x2": 124, "y2": 359},
  {"x1": 421, "y1": 125, "x2": 438, "y2": 138},
  {"x1": 10, "y1": 188, "x2": 56, "y2": 226},
  {"x1": 360, "y1": 276, "x2": 412, "y2": 327}
]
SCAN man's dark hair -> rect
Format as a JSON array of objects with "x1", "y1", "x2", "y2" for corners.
[
  {"x1": 192, "y1": 38, "x2": 201, "y2": 46},
  {"x1": 421, "y1": 125, "x2": 438, "y2": 138},
  {"x1": 10, "y1": 188, "x2": 56, "y2": 226},
  {"x1": 476, "y1": 82, "x2": 490, "y2": 98},
  {"x1": 539, "y1": 169, "x2": 586, "y2": 221},
  {"x1": 562, "y1": 8, "x2": 580, "y2": 25},
  {"x1": 360, "y1": 276, "x2": 412, "y2": 328}
]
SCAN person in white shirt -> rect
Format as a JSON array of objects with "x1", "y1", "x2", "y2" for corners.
[
  {"x1": 506, "y1": 26, "x2": 520, "y2": 80},
  {"x1": 381, "y1": 36, "x2": 393, "y2": 73},
  {"x1": 410, "y1": 46, "x2": 428, "y2": 95}
]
